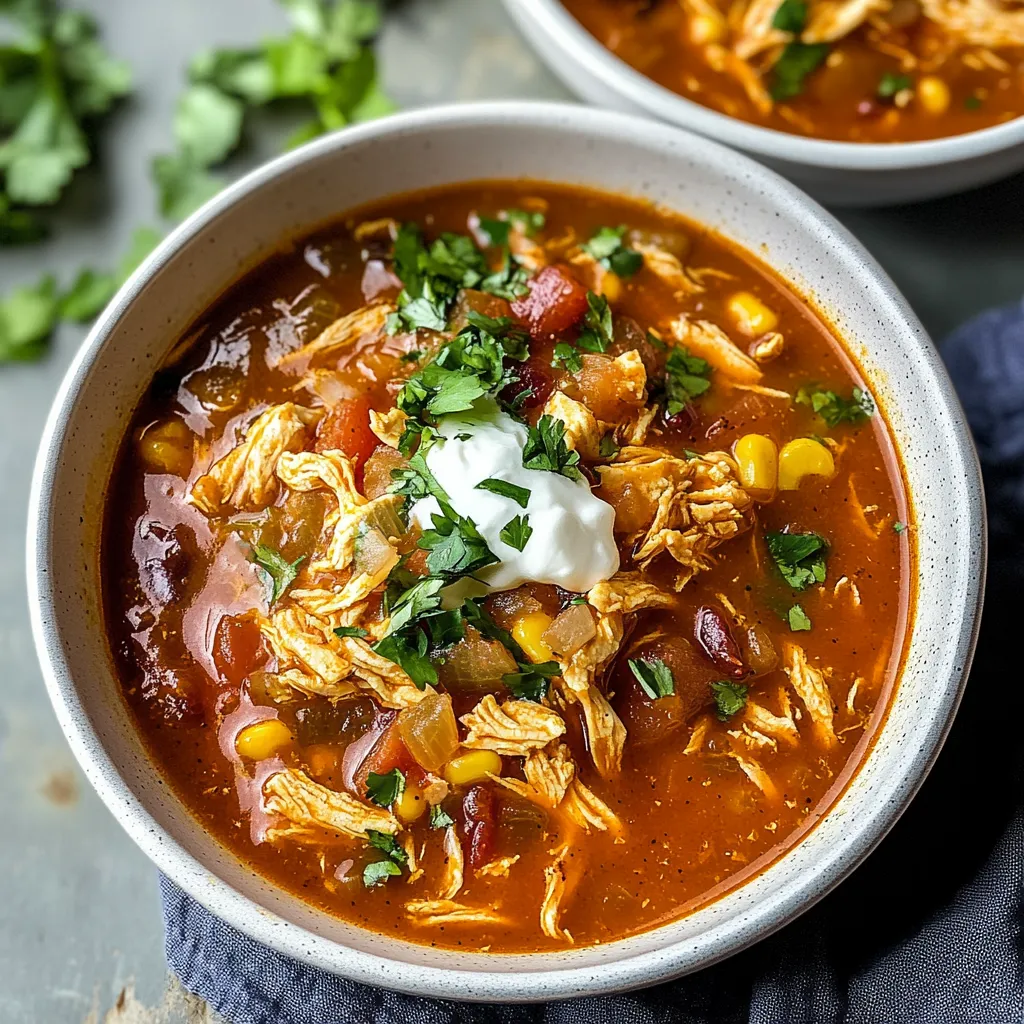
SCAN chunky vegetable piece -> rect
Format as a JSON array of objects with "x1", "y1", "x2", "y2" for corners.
[{"x1": 104, "y1": 181, "x2": 910, "y2": 955}]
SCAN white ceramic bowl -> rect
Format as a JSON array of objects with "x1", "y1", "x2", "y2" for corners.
[
  {"x1": 28, "y1": 102, "x2": 984, "y2": 1002},
  {"x1": 502, "y1": 0, "x2": 1024, "y2": 206}
]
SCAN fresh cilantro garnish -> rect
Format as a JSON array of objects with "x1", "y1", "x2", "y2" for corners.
[
  {"x1": 425, "y1": 607, "x2": 466, "y2": 648},
  {"x1": 664, "y1": 346, "x2": 712, "y2": 415},
  {"x1": 647, "y1": 329, "x2": 668, "y2": 352},
  {"x1": 581, "y1": 226, "x2": 643, "y2": 279},
  {"x1": 878, "y1": 72, "x2": 913, "y2": 98},
  {"x1": 479, "y1": 251, "x2": 531, "y2": 301},
  {"x1": 570, "y1": 596, "x2": 587, "y2": 605},
  {"x1": 383, "y1": 575, "x2": 445, "y2": 634},
  {"x1": 965, "y1": 95, "x2": 982, "y2": 110},
  {"x1": 362, "y1": 859, "x2": 401, "y2": 887},
  {"x1": 771, "y1": 0, "x2": 808, "y2": 31},
  {"x1": 366, "y1": 828, "x2": 408, "y2": 865},
  {"x1": 365, "y1": 768, "x2": 405, "y2": 808},
  {"x1": 788, "y1": 604, "x2": 812, "y2": 631},
  {"x1": 551, "y1": 341, "x2": 583, "y2": 374},
  {"x1": 627, "y1": 658, "x2": 676, "y2": 699},
  {"x1": 576, "y1": 291, "x2": 614, "y2": 353},
  {"x1": 0, "y1": 277, "x2": 58, "y2": 362},
  {"x1": 766, "y1": 531, "x2": 828, "y2": 590},
  {"x1": 504, "y1": 660, "x2": 560, "y2": 702},
  {"x1": 599, "y1": 433, "x2": 620, "y2": 459},
  {"x1": 522, "y1": 415, "x2": 583, "y2": 482},
  {"x1": 400, "y1": 349, "x2": 424, "y2": 363},
  {"x1": 770, "y1": 42, "x2": 829, "y2": 101},
  {"x1": 333, "y1": 625, "x2": 370, "y2": 639},
  {"x1": 506, "y1": 208, "x2": 545, "y2": 236},
  {"x1": 893, "y1": 521, "x2": 906, "y2": 534},
  {"x1": 419, "y1": 505, "x2": 498, "y2": 578},
  {"x1": 712, "y1": 680, "x2": 748, "y2": 721},
  {"x1": 500, "y1": 514, "x2": 533, "y2": 551},
  {"x1": 429, "y1": 804, "x2": 455, "y2": 829},
  {"x1": 795, "y1": 385, "x2": 875, "y2": 427},
  {"x1": 252, "y1": 543, "x2": 303, "y2": 606},
  {"x1": 477, "y1": 216, "x2": 510, "y2": 248},
  {"x1": 475, "y1": 477, "x2": 530, "y2": 508}
]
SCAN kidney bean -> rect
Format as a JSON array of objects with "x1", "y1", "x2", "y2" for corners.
[
  {"x1": 694, "y1": 606, "x2": 751, "y2": 680},
  {"x1": 462, "y1": 784, "x2": 497, "y2": 871}
]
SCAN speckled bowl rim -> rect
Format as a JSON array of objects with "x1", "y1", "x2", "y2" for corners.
[
  {"x1": 28, "y1": 102, "x2": 985, "y2": 1002},
  {"x1": 503, "y1": 0, "x2": 1024, "y2": 171}
]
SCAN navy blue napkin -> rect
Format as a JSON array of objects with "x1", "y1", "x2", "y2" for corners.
[{"x1": 162, "y1": 299, "x2": 1024, "y2": 1024}]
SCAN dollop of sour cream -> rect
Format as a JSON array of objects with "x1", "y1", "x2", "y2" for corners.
[{"x1": 409, "y1": 400, "x2": 619, "y2": 594}]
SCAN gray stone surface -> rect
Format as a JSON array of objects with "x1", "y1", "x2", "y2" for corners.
[{"x1": 0, "y1": 0, "x2": 1020, "y2": 1020}]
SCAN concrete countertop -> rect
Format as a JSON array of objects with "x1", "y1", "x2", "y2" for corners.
[{"x1": 1, "y1": 0, "x2": 1020, "y2": 1020}]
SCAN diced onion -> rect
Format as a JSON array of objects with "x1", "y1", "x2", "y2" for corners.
[
  {"x1": 437, "y1": 633, "x2": 518, "y2": 692},
  {"x1": 352, "y1": 524, "x2": 393, "y2": 577},
  {"x1": 541, "y1": 602, "x2": 597, "y2": 658},
  {"x1": 398, "y1": 693, "x2": 459, "y2": 773},
  {"x1": 741, "y1": 624, "x2": 779, "y2": 677}
]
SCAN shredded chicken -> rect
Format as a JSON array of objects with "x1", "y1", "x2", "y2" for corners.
[
  {"x1": 587, "y1": 572, "x2": 677, "y2": 614},
  {"x1": 510, "y1": 226, "x2": 547, "y2": 271},
  {"x1": 733, "y1": 0, "x2": 792, "y2": 59},
  {"x1": 729, "y1": 750, "x2": 780, "y2": 802},
  {"x1": 803, "y1": 0, "x2": 891, "y2": 42},
  {"x1": 369, "y1": 407, "x2": 407, "y2": 449},
  {"x1": 260, "y1": 606, "x2": 351, "y2": 685},
  {"x1": 540, "y1": 845, "x2": 574, "y2": 943},
  {"x1": 190, "y1": 403, "x2": 322, "y2": 514},
  {"x1": 612, "y1": 350, "x2": 648, "y2": 406},
  {"x1": 784, "y1": 643, "x2": 837, "y2": 748},
  {"x1": 668, "y1": 315, "x2": 763, "y2": 384},
  {"x1": 684, "y1": 715, "x2": 712, "y2": 755},
  {"x1": 563, "y1": 778, "x2": 623, "y2": 834},
  {"x1": 460, "y1": 695, "x2": 566, "y2": 756},
  {"x1": 633, "y1": 242, "x2": 705, "y2": 296},
  {"x1": 263, "y1": 768, "x2": 398, "y2": 842},
  {"x1": 353, "y1": 218, "x2": 398, "y2": 243},
  {"x1": 276, "y1": 303, "x2": 393, "y2": 369},
  {"x1": 751, "y1": 332, "x2": 785, "y2": 363},
  {"x1": 704, "y1": 44, "x2": 775, "y2": 116},
  {"x1": 338, "y1": 635, "x2": 434, "y2": 708},
  {"x1": 522, "y1": 742, "x2": 577, "y2": 807},
  {"x1": 261, "y1": 667, "x2": 360, "y2": 703},
  {"x1": 476, "y1": 855, "x2": 520, "y2": 878},
  {"x1": 744, "y1": 690, "x2": 801, "y2": 748},
  {"x1": 316, "y1": 495, "x2": 404, "y2": 575},
  {"x1": 543, "y1": 391, "x2": 605, "y2": 460},
  {"x1": 404, "y1": 900, "x2": 508, "y2": 927},
  {"x1": 276, "y1": 449, "x2": 363, "y2": 511},
  {"x1": 921, "y1": 0, "x2": 1024, "y2": 48},
  {"x1": 438, "y1": 826, "x2": 465, "y2": 900}
]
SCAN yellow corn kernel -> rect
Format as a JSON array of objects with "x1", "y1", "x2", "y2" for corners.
[
  {"x1": 917, "y1": 76, "x2": 951, "y2": 116},
  {"x1": 395, "y1": 782, "x2": 427, "y2": 823},
  {"x1": 734, "y1": 434, "x2": 778, "y2": 497},
  {"x1": 235, "y1": 719, "x2": 293, "y2": 761},
  {"x1": 727, "y1": 291, "x2": 779, "y2": 336},
  {"x1": 778, "y1": 438, "x2": 836, "y2": 491},
  {"x1": 513, "y1": 611, "x2": 555, "y2": 663},
  {"x1": 443, "y1": 750, "x2": 503, "y2": 787},
  {"x1": 137, "y1": 419, "x2": 193, "y2": 477},
  {"x1": 690, "y1": 12, "x2": 727, "y2": 44},
  {"x1": 599, "y1": 269, "x2": 623, "y2": 304}
]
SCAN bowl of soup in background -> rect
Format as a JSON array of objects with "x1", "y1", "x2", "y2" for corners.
[
  {"x1": 502, "y1": 0, "x2": 1024, "y2": 207},
  {"x1": 28, "y1": 102, "x2": 984, "y2": 1001}
]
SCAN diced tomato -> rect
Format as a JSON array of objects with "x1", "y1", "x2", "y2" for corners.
[
  {"x1": 499, "y1": 359, "x2": 553, "y2": 410},
  {"x1": 315, "y1": 396, "x2": 378, "y2": 467},
  {"x1": 353, "y1": 718, "x2": 428, "y2": 793},
  {"x1": 511, "y1": 265, "x2": 589, "y2": 339},
  {"x1": 461, "y1": 784, "x2": 497, "y2": 870},
  {"x1": 212, "y1": 614, "x2": 266, "y2": 689}
]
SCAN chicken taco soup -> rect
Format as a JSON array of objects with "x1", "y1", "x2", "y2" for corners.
[
  {"x1": 104, "y1": 182, "x2": 913, "y2": 952},
  {"x1": 561, "y1": 0, "x2": 1024, "y2": 141}
]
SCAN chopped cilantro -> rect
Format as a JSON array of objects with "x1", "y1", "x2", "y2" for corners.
[
  {"x1": 425, "y1": 607, "x2": 466, "y2": 648},
  {"x1": 522, "y1": 415, "x2": 583, "y2": 481},
  {"x1": 479, "y1": 251, "x2": 531, "y2": 301},
  {"x1": 712, "y1": 680, "x2": 748, "y2": 720},
  {"x1": 0, "y1": 277, "x2": 59, "y2": 362},
  {"x1": 475, "y1": 477, "x2": 530, "y2": 508},
  {"x1": 500, "y1": 514, "x2": 533, "y2": 552},
  {"x1": 504, "y1": 660, "x2": 560, "y2": 702},
  {"x1": 418, "y1": 503, "x2": 498, "y2": 578},
  {"x1": 664, "y1": 346, "x2": 712, "y2": 415},
  {"x1": 795, "y1": 385, "x2": 875, "y2": 427},
  {"x1": 382, "y1": 575, "x2": 445, "y2": 634},
  {"x1": 429, "y1": 804, "x2": 455, "y2": 829},
  {"x1": 964, "y1": 95, "x2": 982, "y2": 111},
  {"x1": 400, "y1": 349, "x2": 424, "y2": 363},
  {"x1": 570, "y1": 596, "x2": 587, "y2": 605},
  {"x1": 252, "y1": 544, "x2": 303, "y2": 606},
  {"x1": 771, "y1": 0, "x2": 808, "y2": 31},
  {"x1": 627, "y1": 658, "x2": 676, "y2": 700},
  {"x1": 599, "y1": 433, "x2": 620, "y2": 459},
  {"x1": 878, "y1": 72, "x2": 913, "y2": 98},
  {"x1": 374, "y1": 628, "x2": 437, "y2": 689},
  {"x1": 575, "y1": 291, "x2": 614, "y2": 353},
  {"x1": 770, "y1": 42, "x2": 829, "y2": 101},
  {"x1": 766, "y1": 531, "x2": 828, "y2": 590},
  {"x1": 506, "y1": 208, "x2": 545, "y2": 236},
  {"x1": 788, "y1": 604, "x2": 812, "y2": 631},
  {"x1": 334, "y1": 625, "x2": 370, "y2": 639},
  {"x1": 366, "y1": 829, "x2": 408, "y2": 865},
  {"x1": 893, "y1": 521, "x2": 906, "y2": 534},
  {"x1": 477, "y1": 216, "x2": 510, "y2": 248},
  {"x1": 551, "y1": 341, "x2": 583, "y2": 374},
  {"x1": 581, "y1": 226, "x2": 643, "y2": 278},
  {"x1": 365, "y1": 768, "x2": 405, "y2": 808},
  {"x1": 362, "y1": 859, "x2": 401, "y2": 887}
]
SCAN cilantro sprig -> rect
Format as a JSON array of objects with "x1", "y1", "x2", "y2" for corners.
[
  {"x1": 663, "y1": 346, "x2": 712, "y2": 416},
  {"x1": 766, "y1": 531, "x2": 828, "y2": 590},
  {"x1": 500, "y1": 514, "x2": 533, "y2": 551},
  {"x1": 252, "y1": 543, "x2": 304, "y2": 606},
  {"x1": 365, "y1": 768, "x2": 405, "y2": 808},
  {"x1": 522, "y1": 415, "x2": 583, "y2": 482},
  {"x1": 712, "y1": 680, "x2": 748, "y2": 721},
  {"x1": 770, "y1": 42, "x2": 829, "y2": 101},
  {"x1": 582, "y1": 226, "x2": 643, "y2": 278},
  {"x1": 362, "y1": 828, "x2": 407, "y2": 888},
  {"x1": 628, "y1": 658, "x2": 676, "y2": 699},
  {"x1": 795, "y1": 385, "x2": 875, "y2": 428}
]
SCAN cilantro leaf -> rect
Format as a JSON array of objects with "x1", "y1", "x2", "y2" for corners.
[
  {"x1": 771, "y1": 0, "x2": 808, "y2": 32},
  {"x1": 479, "y1": 252, "x2": 531, "y2": 301},
  {"x1": 365, "y1": 768, "x2": 405, "y2": 808},
  {"x1": 575, "y1": 291, "x2": 614, "y2": 353},
  {"x1": 506, "y1": 208, "x2": 545, "y2": 236},
  {"x1": 712, "y1": 680, "x2": 748, "y2": 721},
  {"x1": 152, "y1": 152, "x2": 224, "y2": 221},
  {"x1": 893, "y1": 521, "x2": 906, "y2": 534},
  {"x1": 664, "y1": 346, "x2": 712, "y2": 415},
  {"x1": 429, "y1": 804, "x2": 455, "y2": 829},
  {"x1": 627, "y1": 658, "x2": 676, "y2": 699},
  {"x1": 419, "y1": 502, "x2": 498, "y2": 577},
  {"x1": 366, "y1": 828, "x2": 408, "y2": 865},
  {"x1": 477, "y1": 216, "x2": 509, "y2": 248},
  {"x1": 383, "y1": 575, "x2": 445, "y2": 634},
  {"x1": 878, "y1": 72, "x2": 913, "y2": 99},
  {"x1": 173, "y1": 84, "x2": 244, "y2": 166},
  {"x1": 765, "y1": 531, "x2": 828, "y2": 590},
  {"x1": 476, "y1": 477, "x2": 530, "y2": 508},
  {"x1": 504, "y1": 660, "x2": 560, "y2": 702},
  {"x1": 795, "y1": 385, "x2": 875, "y2": 427},
  {"x1": 770, "y1": 42, "x2": 829, "y2": 101},
  {"x1": 500, "y1": 514, "x2": 533, "y2": 552},
  {"x1": 58, "y1": 268, "x2": 117, "y2": 322},
  {"x1": 788, "y1": 604, "x2": 812, "y2": 631},
  {"x1": 0, "y1": 275, "x2": 59, "y2": 361},
  {"x1": 551, "y1": 342, "x2": 583, "y2": 374},
  {"x1": 599, "y1": 433, "x2": 620, "y2": 459},
  {"x1": 582, "y1": 225, "x2": 643, "y2": 278},
  {"x1": 373, "y1": 627, "x2": 438, "y2": 689},
  {"x1": 334, "y1": 625, "x2": 370, "y2": 639},
  {"x1": 252, "y1": 543, "x2": 303, "y2": 606},
  {"x1": 522, "y1": 415, "x2": 583, "y2": 482},
  {"x1": 362, "y1": 859, "x2": 401, "y2": 887}
]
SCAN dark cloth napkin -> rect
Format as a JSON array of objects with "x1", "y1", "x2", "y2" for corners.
[{"x1": 162, "y1": 298, "x2": 1024, "y2": 1024}]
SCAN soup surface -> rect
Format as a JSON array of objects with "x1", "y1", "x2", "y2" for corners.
[
  {"x1": 562, "y1": 0, "x2": 1024, "y2": 141},
  {"x1": 104, "y1": 182, "x2": 912, "y2": 952}
]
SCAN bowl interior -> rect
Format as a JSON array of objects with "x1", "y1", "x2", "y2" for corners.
[{"x1": 29, "y1": 104, "x2": 983, "y2": 1001}]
